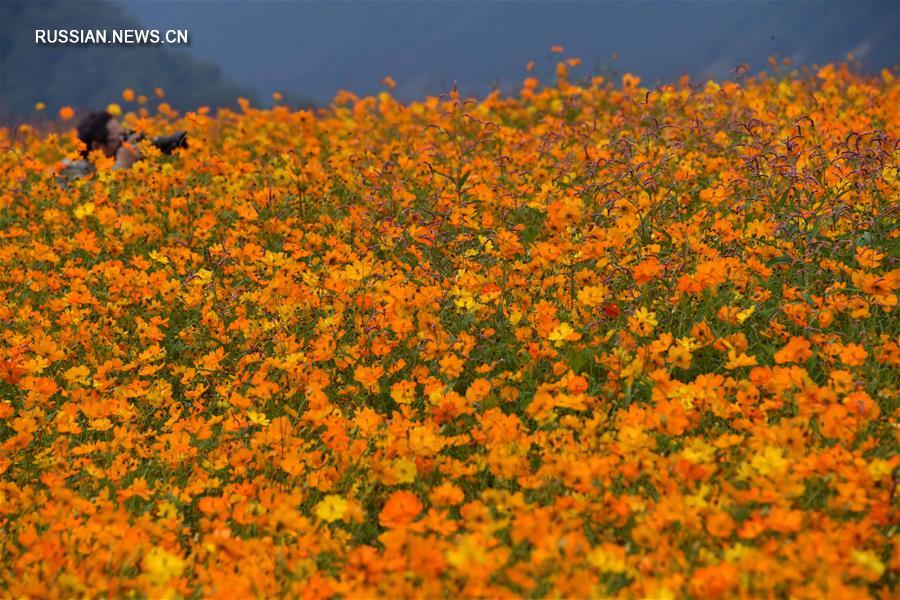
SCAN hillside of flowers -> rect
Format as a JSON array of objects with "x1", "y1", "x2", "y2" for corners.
[{"x1": 1, "y1": 59, "x2": 898, "y2": 598}]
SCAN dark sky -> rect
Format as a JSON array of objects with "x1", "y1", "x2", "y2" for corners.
[{"x1": 119, "y1": 0, "x2": 899, "y2": 103}]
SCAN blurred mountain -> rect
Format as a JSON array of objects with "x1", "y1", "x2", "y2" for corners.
[
  {"x1": 1, "y1": 0, "x2": 896, "y2": 121},
  {"x1": 0, "y1": 0, "x2": 278, "y2": 121},
  {"x1": 119, "y1": 0, "x2": 898, "y2": 104}
]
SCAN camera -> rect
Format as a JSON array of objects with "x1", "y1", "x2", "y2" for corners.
[{"x1": 123, "y1": 130, "x2": 188, "y2": 155}]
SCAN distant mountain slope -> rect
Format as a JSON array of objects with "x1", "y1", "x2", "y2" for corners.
[
  {"x1": 0, "y1": 0, "x2": 262, "y2": 120},
  {"x1": 120, "y1": 0, "x2": 898, "y2": 104},
  {"x1": 2, "y1": 0, "x2": 896, "y2": 120}
]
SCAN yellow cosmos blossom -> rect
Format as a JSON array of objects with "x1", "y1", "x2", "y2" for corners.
[
  {"x1": 247, "y1": 411, "x2": 270, "y2": 426},
  {"x1": 577, "y1": 284, "x2": 608, "y2": 307},
  {"x1": 682, "y1": 439, "x2": 716, "y2": 464},
  {"x1": 628, "y1": 307, "x2": 658, "y2": 336},
  {"x1": 391, "y1": 458, "x2": 417, "y2": 484},
  {"x1": 851, "y1": 550, "x2": 885, "y2": 578},
  {"x1": 452, "y1": 286, "x2": 478, "y2": 312},
  {"x1": 63, "y1": 365, "x2": 91, "y2": 386},
  {"x1": 725, "y1": 349, "x2": 758, "y2": 369},
  {"x1": 548, "y1": 322, "x2": 579, "y2": 346},
  {"x1": 194, "y1": 269, "x2": 214, "y2": 285},
  {"x1": 390, "y1": 380, "x2": 416, "y2": 404},
  {"x1": 148, "y1": 250, "x2": 169, "y2": 264},
  {"x1": 314, "y1": 495, "x2": 348, "y2": 523},
  {"x1": 446, "y1": 535, "x2": 487, "y2": 569},
  {"x1": 750, "y1": 446, "x2": 789, "y2": 477},
  {"x1": 143, "y1": 546, "x2": 184, "y2": 586},
  {"x1": 156, "y1": 501, "x2": 178, "y2": 520},
  {"x1": 667, "y1": 337, "x2": 695, "y2": 369},
  {"x1": 74, "y1": 202, "x2": 94, "y2": 219},
  {"x1": 588, "y1": 545, "x2": 629, "y2": 574},
  {"x1": 736, "y1": 305, "x2": 756, "y2": 323}
]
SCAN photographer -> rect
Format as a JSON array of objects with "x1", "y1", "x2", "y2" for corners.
[
  {"x1": 58, "y1": 110, "x2": 140, "y2": 180},
  {"x1": 58, "y1": 110, "x2": 187, "y2": 181}
]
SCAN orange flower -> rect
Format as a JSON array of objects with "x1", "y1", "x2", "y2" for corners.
[
  {"x1": 379, "y1": 490, "x2": 422, "y2": 528},
  {"x1": 430, "y1": 482, "x2": 465, "y2": 507},
  {"x1": 438, "y1": 354, "x2": 464, "y2": 379},
  {"x1": 705, "y1": 511, "x2": 735, "y2": 538},
  {"x1": 633, "y1": 257, "x2": 663, "y2": 285},
  {"x1": 774, "y1": 336, "x2": 813, "y2": 364},
  {"x1": 390, "y1": 380, "x2": 416, "y2": 404},
  {"x1": 466, "y1": 378, "x2": 491, "y2": 402},
  {"x1": 354, "y1": 364, "x2": 384, "y2": 393},
  {"x1": 838, "y1": 343, "x2": 867, "y2": 366}
]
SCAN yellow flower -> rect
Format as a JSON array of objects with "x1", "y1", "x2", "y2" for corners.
[
  {"x1": 149, "y1": 250, "x2": 169, "y2": 264},
  {"x1": 682, "y1": 439, "x2": 716, "y2": 463},
  {"x1": 452, "y1": 286, "x2": 477, "y2": 312},
  {"x1": 63, "y1": 365, "x2": 91, "y2": 386},
  {"x1": 750, "y1": 446, "x2": 788, "y2": 477},
  {"x1": 195, "y1": 269, "x2": 213, "y2": 285},
  {"x1": 587, "y1": 546, "x2": 628, "y2": 573},
  {"x1": 143, "y1": 546, "x2": 185, "y2": 586},
  {"x1": 868, "y1": 458, "x2": 893, "y2": 481},
  {"x1": 736, "y1": 305, "x2": 756, "y2": 323},
  {"x1": 157, "y1": 501, "x2": 179, "y2": 520},
  {"x1": 392, "y1": 458, "x2": 417, "y2": 484},
  {"x1": 74, "y1": 202, "x2": 95, "y2": 219},
  {"x1": 89, "y1": 418, "x2": 113, "y2": 432},
  {"x1": 667, "y1": 337, "x2": 694, "y2": 369},
  {"x1": 851, "y1": 550, "x2": 885, "y2": 577},
  {"x1": 725, "y1": 349, "x2": 758, "y2": 369},
  {"x1": 447, "y1": 535, "x2": 487, "y2": 569},
  {"x1": 548, "y1": 322, "x2": 578, "y2": 346},
  {"x1": 628, "y1": 307, "x2": 658, "y2": 336},
  {"x1": 390, "y1": 380, "x2": 416, "y2": 405},
  {"x1": 247, "y1": 411, "x2": 270, "y2": 426},
  {"x1": 577, "y1": 284, "x2": 608, "y2": 307},
  {"x1": 314, "y1": 495, "x2": 348, "y2": 523}
]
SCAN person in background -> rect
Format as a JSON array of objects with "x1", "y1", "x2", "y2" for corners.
[{"x1": 58, "y1": 110, "x2": 141, "y2": 181}]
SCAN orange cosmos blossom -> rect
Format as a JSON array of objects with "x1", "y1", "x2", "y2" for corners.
[
  {"x1": 379, "y1": 490, "x2": 423, "y2": 529},
  {"x1": 632, "y1": 256, "x2": 664, "y2": 285},
  {"x1": 354, "y1": 364, "x2": 384, "y2": 393}
]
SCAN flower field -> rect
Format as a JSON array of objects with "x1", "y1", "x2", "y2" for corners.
[{"x1": 1, "y1": 60, "x2": 898, "y2": 598}]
